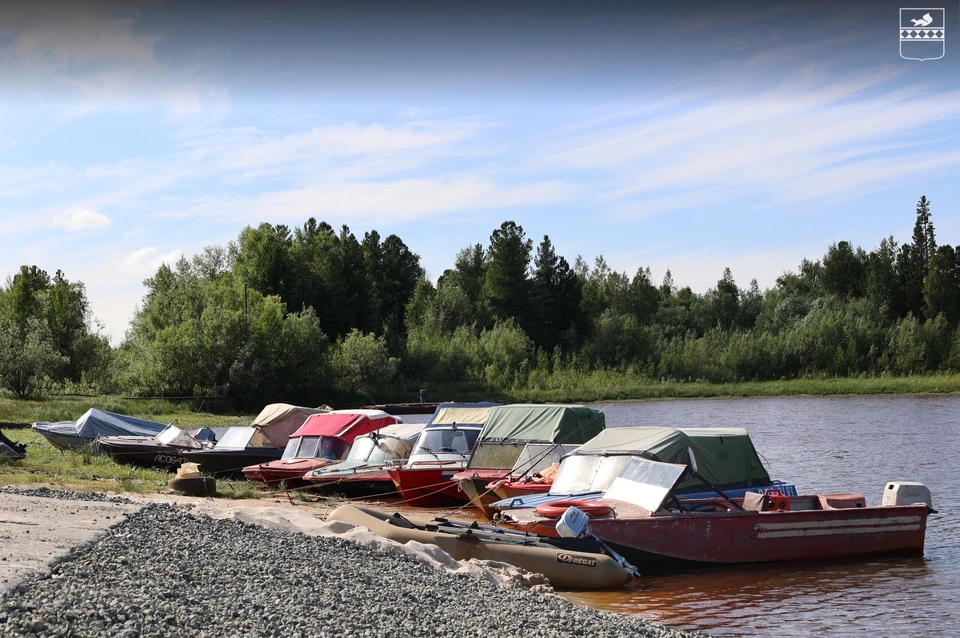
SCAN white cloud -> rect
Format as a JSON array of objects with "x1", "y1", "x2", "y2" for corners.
[
  {"x1": 215, "y1": 120, "x2": 490, "y2": 171},
  {"x1": 160, "y1": 176, "x2": 577, "y2": 226},
  {"x1": 120, "y1": 247, "x2": 182, "y2": 274},
  {"x1": 52, "y1": 208, "x2": 112, "y2": 231},
  {"x1": 535, "y1": 71, "x2": 960, "y2": 217}
]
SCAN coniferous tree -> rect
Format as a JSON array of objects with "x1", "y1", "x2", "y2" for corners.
[
  {"x1": 924, "y1": 245, "x2": 960, "y2": 325},
  {"x1": 484, "y1": 221, "x2": 533, "y2": 329},
  {"x1": 532, "y1": 235, "x2": 582, "y2": 351},
  {"x1": 906, "y1": 196, "x2": 937, "y2": 317}
]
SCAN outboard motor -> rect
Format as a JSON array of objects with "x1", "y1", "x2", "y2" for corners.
[
  {"x1": 882, "y1": 481, "x2": 935, "y2": 512},
  {"x1": 556, "y1": 506, "x2": 639, "y2": 579}
]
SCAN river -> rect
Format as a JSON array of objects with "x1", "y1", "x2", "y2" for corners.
[{"x1": 554, "y1": 395, "x2": 959, "y2": 637}]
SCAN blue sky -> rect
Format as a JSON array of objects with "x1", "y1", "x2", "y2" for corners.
[{"x1": 1, "y1": 0, "x2": 958, "y2": 344}]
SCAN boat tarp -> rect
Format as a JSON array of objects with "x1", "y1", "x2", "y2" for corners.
[
  {"x1": 426, "y1": 402, "x2": 501, "y2": 428},
  {"x1": 33, "y1": 408, "x2": 168, "y2": 443},
  {"x1": 478, "y1": 405, "x2": 605, "y2": 444},
  {"x1": 292, "y1": 410, "x2": 401, "y2": 444},
  {"x1": 574, "y1": 426, "x2": 770, "y2": 490},
  {"x1": 250, "y1": 404, "x2": 330, "y2": 448}
]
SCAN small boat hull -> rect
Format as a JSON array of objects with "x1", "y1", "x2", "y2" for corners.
[
  {"x1": 388, "y1": 467, "x2": 469, "y2": 506},
  {"x1": 307, "y1": 470, "x2": 399, "y2": 496},
  {"x1": 242, "y1": 458, "x2": 334, "y2": 488},
  {"x1": 327, "y1": 504, "x2": 634, "y2": 590},
  {"x1": 99, "y1": 438, "x2": 191, "y2": 470},
  {"x1": 505, "y1": 495, "x2": 930, "y2": 572},
  {"x1": 453, "y1": 470, "x2": 511, "y2": 514}
]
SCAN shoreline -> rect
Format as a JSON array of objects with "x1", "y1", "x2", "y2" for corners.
[{"x1": 0, "y1": 486, "x2": 709, "y2": 637}]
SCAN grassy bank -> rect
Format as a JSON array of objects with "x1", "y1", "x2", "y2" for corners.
[
  {"x1": 0, "y1": 402, "x2": 271, "y2": 497},
  {"x1": 406, "y1": 373, "x2": 960, "y2": 405}
]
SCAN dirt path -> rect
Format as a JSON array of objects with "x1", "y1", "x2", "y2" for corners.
[
  {"x1": 1, "y1": 488, "x2": 487, "y2": 595},
  {"x1": 1, "y1": 493, "x2": 143, "y2": 593}
]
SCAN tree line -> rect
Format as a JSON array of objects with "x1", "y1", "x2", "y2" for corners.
[{"x1": 1, "y1": 197, "x2": 958, "y2": 404}]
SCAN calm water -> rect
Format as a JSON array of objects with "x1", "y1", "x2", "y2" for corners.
[{"x1": 556, "y1": 396, "x2": 960, "y2": 637}]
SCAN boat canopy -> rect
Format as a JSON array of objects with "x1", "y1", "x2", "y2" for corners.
[
  {"x1": 425, "y1": 402, "x2": 501, "y2": 429},
  {"x1": 250, "y1": 403, "x2": 331, "y2": 448},
  {"x1": 572, "y1": 426, "x2": 771, "y2": 491},
  {"x1": 477, "y1": 405, "x2": 605, "y2": 444},
  {"x1": 33, "y1": 408, "x2": 168, "y2": 447},
  {"x1": 293, "y1": 410, "x2": 401, "y2": 444}
]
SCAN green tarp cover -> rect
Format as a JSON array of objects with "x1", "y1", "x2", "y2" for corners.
[
  {"x1": 477, "y1": 404, "x2": 605, "y2": 444},
  {"x1": 574, "y1": 426, "x2": 770, "y2": 489}
]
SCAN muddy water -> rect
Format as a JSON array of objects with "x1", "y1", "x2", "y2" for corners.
[{"x1": 555, "y1": 395, "x2": 960, "y2": 637}]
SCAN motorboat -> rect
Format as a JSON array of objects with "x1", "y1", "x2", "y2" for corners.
[
  {"x1": 327, "y1": 504, "x2": 637, "y2": 590},
  {"x1": 97, "y1": 424, "x2": 220, "y2": 470},
  {"x1": 387, "y1": 402, "x2": 499, "y2": 506},
  {"x1": 242, "y1": 410, "x2": 401, "y2": 487},
  {"x1": 32, "y1": 408, "x2": 169, "y2": 452},
  {"x1": 183, "y1": 403, "x2": 329, "y2": 478},
  {"x1": 452, "y1": 404, "x2": 605, "y2": 514},
  {"x1": 499, "y1": 456, "x2": 935, "y2": 573},
  {"x1": 302, "y1": 422, "x2": 424, "y2": 494},
  {"x1": 490, "y1": 427, "x2": 798, "y2": 512}
]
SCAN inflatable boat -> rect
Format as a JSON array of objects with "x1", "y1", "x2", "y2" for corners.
[{"x1": 326, "y1": 504, "x2": 635, "y2": 590}]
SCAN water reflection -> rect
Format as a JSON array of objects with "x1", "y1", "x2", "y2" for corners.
[
  {"x1": 571, "y1": 395, "x2": 960, "y2": 637},
  {"x1": 563, "y1": 556, "x2": 936, "y2": 636}
]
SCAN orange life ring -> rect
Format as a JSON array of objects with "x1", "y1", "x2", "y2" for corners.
[{"x1": 535, "y1": 500, "x2": 613, "y2": 519}]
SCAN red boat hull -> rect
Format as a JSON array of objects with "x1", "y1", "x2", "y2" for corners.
[
  {"x1": 389, "y1": 467, "x2": 469, "y2": 507},
  {"x1": 242, "y1": 459, "x2": 333, "y2": 488},
  {"x1": 507, "y1": 497, "x2": 929, "y2": 571}
]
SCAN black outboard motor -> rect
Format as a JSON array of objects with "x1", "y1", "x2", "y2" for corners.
[{"x1": 0, "y1": 428, "x2": 27, "y2": 459}]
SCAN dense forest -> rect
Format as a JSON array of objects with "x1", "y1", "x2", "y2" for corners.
[{"x1": 1, "y1": 197, "x2": 958, "y2": 406}]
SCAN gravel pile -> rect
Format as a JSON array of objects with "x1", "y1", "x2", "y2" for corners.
[
  {"x1": 0, "y1": 502, "x2": 707, "y2": 638},
  {"x1": 0, "y1": 486, "x2": 133, "y2": 504}
]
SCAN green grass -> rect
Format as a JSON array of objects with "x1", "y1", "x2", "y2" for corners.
[
  {"x1": 0, "y1": 397, "x2": 312, "y2": 498},
  {"x1": 395, "y1": 373, "x2": 960, "y2": 405}
]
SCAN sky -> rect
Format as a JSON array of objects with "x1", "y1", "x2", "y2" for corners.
[{"x1": 1, "y1": 0, "x2": 958, "y2": 345}]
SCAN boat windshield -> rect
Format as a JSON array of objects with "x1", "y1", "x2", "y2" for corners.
[
  {"x1": 283, "y1": 436, "x2": 350, "y2": 460},
  {"x1": 155, "y1": 425, "x2": 202, "y2": 449},
  {"x1": 550, "y1": 455, "x2": 635, "y2": 494},
  {"x1": 603, "y1": 458, "x2": 687, "y2": 511},
  {"x1": 214, "y1": 427, "x2": 256, "y2": 449},
  {"x1": 346, "y1": 437, "x2": 378, "y2": 462},
  {"x1": 509, "y1": 444, "x2": 579, "y2": 477},
  {"x1": 414, "y1": 428, "x2": 479, "y2": 455}
]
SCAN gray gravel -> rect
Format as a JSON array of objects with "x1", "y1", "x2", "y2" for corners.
[
  {"x1": 0, "y1": 500, "x2": 708, "y2": 638},
  {"x1": 0, "y1": 486, "x2": 133, "y2": 504}
]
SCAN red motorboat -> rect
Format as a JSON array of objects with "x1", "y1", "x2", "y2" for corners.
[
  {"x1": 500, "y1": 457, "x2": 935, "y2": 573},
  {"x1": 388, "y1": 402, "x2": 498, "y2": 506},
  {"x1": 243, "y1": 410, "x2": 401, "y2": 487}
]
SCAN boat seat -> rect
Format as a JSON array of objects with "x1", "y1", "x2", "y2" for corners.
[
  {"x1": 787, "y1": 496, "x2": 821, "y2": 511},
  {"x1": 819, "y1": 494, "x2": 867, "y2": 509}
]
